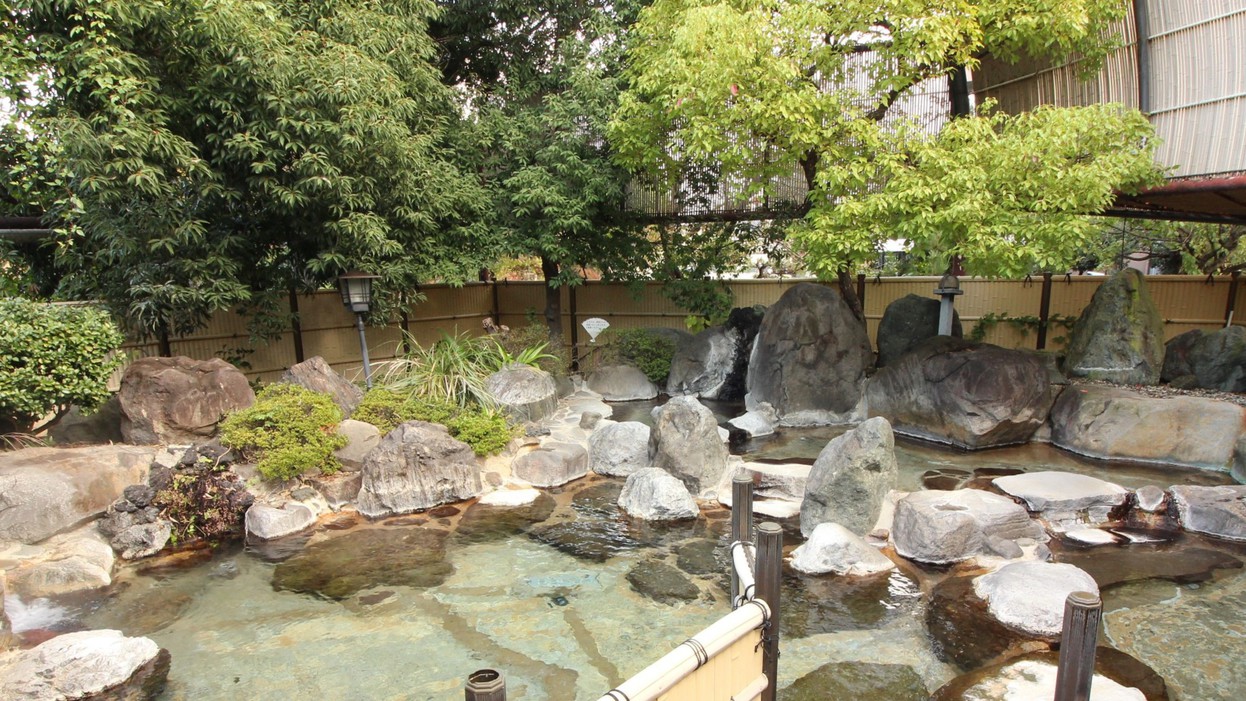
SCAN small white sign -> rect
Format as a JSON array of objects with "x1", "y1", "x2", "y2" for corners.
[{"x1": 581, "y1": 317, "x2": 610, "y2": 343}]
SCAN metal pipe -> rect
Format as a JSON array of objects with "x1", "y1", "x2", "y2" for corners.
[
  {"x1": 731, "y1": 475, "x2": 755, "y2": 606},
  {"x1": 1133, "y1": 0, "x2": 1151, "y2": 114},
  {"x1": 1054, "y1": 591, "x2": 1102, "y2": 701},
  {"x1": 755, "y1": 523, "x2": 782, "y2": 701},
  {"x1": 355, "y1": 313, "x2": 373, "y2": 389}
]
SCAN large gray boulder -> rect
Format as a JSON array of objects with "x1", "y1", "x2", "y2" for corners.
[
  {"x1": 356, "y1": 421, "x2": 483, "y2": 518},
  {"x1": 0, "y1": 445, "x2": 154, "y2": 544},
  {"x1": 876, "y1": 294, "x2": 962, "y2": 367},
  {"x1": 666, "y1": 327, "x2": 738, "y2": 399},
  {"x1": 892, "y1": 489, "x2": 1044, "y2": 565},
  {"x1": 0, "y1": 629, "x2": 170, "y2": 700},
  {"x1": 746, "y1": 282, "x2": 871, "y2": 425},
  {"x1": 588, "y1": 421, "x2": 651, "y2": 477},
  {"x1": 1063, "y1": 269, "x2": 1165, "y2": 385},
  {"x1": 1161, "y1": 329, "x2": 1203, "y2": 382},
  {"x1": 800, "y1": 417, "x2": 898, "y2": 537},
  {"x1": 867, "y1": 337, "x2": 1058, "y2": 449},
  {"x1": 617, "y1": 468, "x2": 699, "y2": 520},
  {"x1": 650, "y1": 396, "x2": 729, "y2": 495},
  {"x1": 1192, "y1": 326, "x2": 1246, "y2": 392},
  {"x1": 484, "y1": 364, "x2": 558, "y2": 423},
  {"x1": 280, "y1": 356, "x2": 362, "y2": 417},
  {"x1": 117, "y1": 356, "x2": 255, "y2": 444},
  {"x1": 512, "y1": 442, "x2": 588, "y2": 487},
  {"x1": 1050, "y1": 385, "x2": 1246, "y2": 472},
  {"x1": 1170, "y1": 485, "x2": 1246, "y2": 541},
  {"x1": 586, "y1": 365, "x2": 659, "y2": 401}
]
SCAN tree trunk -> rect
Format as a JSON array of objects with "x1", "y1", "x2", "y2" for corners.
[
  {"x1": 540, "y1": 255, "x2": 563, "y2": 341},
  {"x1": 837, "y1": 268, "x2": 865, "y2": 323}
]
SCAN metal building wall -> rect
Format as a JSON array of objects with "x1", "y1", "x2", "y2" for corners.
[{"x1": 974, "y1": 1, "x2": 1246, "y2": 179}]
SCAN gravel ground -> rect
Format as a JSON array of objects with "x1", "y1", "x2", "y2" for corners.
[{"x1": 1069, "y1": 378, "x2": 1246, "y2": 408}]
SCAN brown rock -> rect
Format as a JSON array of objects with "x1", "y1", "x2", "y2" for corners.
[
  {"x1": 279, "y1": 356, "x2": 363, "y2": 417},
  {"x1": 117, "y1": 357, "x2": 255, "y2": 444}
]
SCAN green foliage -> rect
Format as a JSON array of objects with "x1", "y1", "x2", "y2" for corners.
[
  {"x1": 612, "y1": 0, "x2": 1162, "y2": 279},
  {"x1": 444, "y1": 409, "x2": 515, "y2": 457},
  {"x1": 354, "y1": 388, "x2": 514, "y2": 456},
  {"x1": 602, "y1": 328, "x2": 679, "y2": 383},
  {"x1": 969, "y1": 312, "x2": 1078, "y2": 344},
  {"x1": 3, "y1": 0, "x2": 498, "y2": 341},
  {"x1": 219, "y1": 384, "x2": 346, "y2": 481},
  {"x1": 153, "y1": 461, "x2": 253, "y2": 545},
  {"x1": 377, "y1": 331, "x2": 499, "y2": 408},
  {"x1": 0, "y1": 299, "x2": 124, "y2": 433},
  {"x1": 1086, "y1": 219, "x2": 1246, "y2": 275}
]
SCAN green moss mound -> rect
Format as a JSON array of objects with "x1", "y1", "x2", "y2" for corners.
[{"x1": 219, "y1": 383, "x2": 346, "y2": 480}]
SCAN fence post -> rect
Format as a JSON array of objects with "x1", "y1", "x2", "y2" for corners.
[
  {"x1": 1036, "y1": 272, "x2": 1054, "y2": 350},
  {"x1": 730, "y1": 475, "x2": 754, "y2": 606},
  {"x1": 1054, "y1": 591, "x2": 1102, "y2": 701},
  {"x1": 755, "y1": 522, "x2": 782, "y2": 701},
  {"x1": 1225, "y1": 270, "x2": 1241, "y2": 327},
  {"x1": 465, "y1": 669, "x2": 506, "y2": 701}
]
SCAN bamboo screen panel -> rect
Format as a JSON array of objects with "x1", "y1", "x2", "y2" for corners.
[
  {"x1": 650, "y1": 631, "x2": 763, "y2": 701},
  {"x1": 117, "y1": 275, "x2": 1246, "y2": 381}
]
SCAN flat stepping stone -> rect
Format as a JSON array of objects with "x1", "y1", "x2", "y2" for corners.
[{"x1": 993, "y1": 471, "x2": 1128, "y2": 523}]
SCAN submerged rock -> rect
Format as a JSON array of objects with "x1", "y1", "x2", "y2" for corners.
[
  {"x1": 785, "y1": 661, "x2": 928, "y2": 701},
  {"x1": 453, "y1": 493, "x2": 556, "y2": 544},
  {"x1": 800, "y1": 417, "x2": 897, "y2": 537},
  {"x1": 785, "y1": 569, "x2": 921, "y2": 638},
  {"x1": 625, "y1": 560, "x2": 700, "y2": 605},
  {"x1": 272, "y1": 527, "x2": 451, "y2": 599},
  {"x1": 1054, "y1": 541, "x2": 1241, "y2": 588},
  {"x1": 926, "y1": 574, "x2": 1041, "y2": 669}
]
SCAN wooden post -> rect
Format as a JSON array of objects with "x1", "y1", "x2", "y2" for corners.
[
  {"x1": 1054, "y1": 591, "x2": 1102, "y2": 701},
  {"x1": 730, "y1": 475, "x2": 754, "y2": 605},
  {"x1": 569, "y1": 284, "x2": 580, "y2": 372},
  {"x1": 465, "y1": 669, "x2": 506, "y2": 701},
  {"x1": 288, "y1": 286, "x2": 305, "y2": 364},
  {"x1": 1036, "y1": 272, "x2": 1054, "y2": 350},
  {"x1": 755, "y1": 522, "x2": 782, "y2": 701}
]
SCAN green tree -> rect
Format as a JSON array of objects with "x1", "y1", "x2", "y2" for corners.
[
  {"x1": 610, "y1": 0, "x2": 1165, "y2": 306},
  {"x1": 2, "y1": 0, "x2": 497, "y2": 344},
  {"x1": 448, "y1": 1, "x2": 642, "y2": 340},
  {"x1": 1087, "y1": 218, "x2": 1246, "y2": 275}
]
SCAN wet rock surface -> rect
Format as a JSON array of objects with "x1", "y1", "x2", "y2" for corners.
[
  {"x1": 790, "y1": 523, "x2": 896, "y2": 576},
  {"x1": 784, "y1": 569, "x2": 921, "y2": 638},
  {"x1": 1170, "y1": 484, "x2": 1246, "y2": 540},
  {"x1": 1053, "y1": 538, "x2": 1242, "y2": 588},
  {"x1": 271, "y1": 527, "x2": 452, "y2": 599},
  {"x1": 0, "y1": 629, "x2": 170, "y2": 701},
  {"x1": 931, "y1": 649, "x2": 1163, "y2": 701},
  {"x1": 892, "y1": 489, "x2": 1043, "y2": 564},
  {"x1": 454, "y1": 493, "x2": 557, "y2": 544},
  {"x1": 625, "y1": 560, "x2": 701, "y2": 605},
  {"x1": 926, "y1": 574, "x2": 1044, "y2": 670},
  {"x1": 973, "y1": 561, "x2": 1098, "y2": 638},
  {"x1": 784, "y1": 660, "x2": 929, "y2": 700}
]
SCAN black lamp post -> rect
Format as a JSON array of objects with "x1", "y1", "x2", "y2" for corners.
[{"x1": 338, "y1": 271, "x2": 381, "y2": 389}]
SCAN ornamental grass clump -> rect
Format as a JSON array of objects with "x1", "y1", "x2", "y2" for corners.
[{"x1": 219, "y1": 383, "x2": 346, "y2": 481}]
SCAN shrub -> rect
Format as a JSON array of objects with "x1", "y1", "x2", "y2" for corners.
[
  {"x1": 376, "y1": 331, "x2": 497, "y2": 407},
  {"x1": 491, "y1": 323, "x2": 568, "y2": 376},
  {"x1": 0, "y1": 299, "x2": 125, "y2": 434},
  {"x1": 354, "y1": 388, "x2": 514, "y2": 456},
  {"x1": 608, "y1": 328, "x2": 678, "y2": 383},
  {"x1": 219, "y1": 383, "x2": 346, "y2": 481}
]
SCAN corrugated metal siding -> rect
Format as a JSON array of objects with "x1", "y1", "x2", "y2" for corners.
[{"x1": 974, "y1": 0, "x2": 1246, "y2": 179}]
